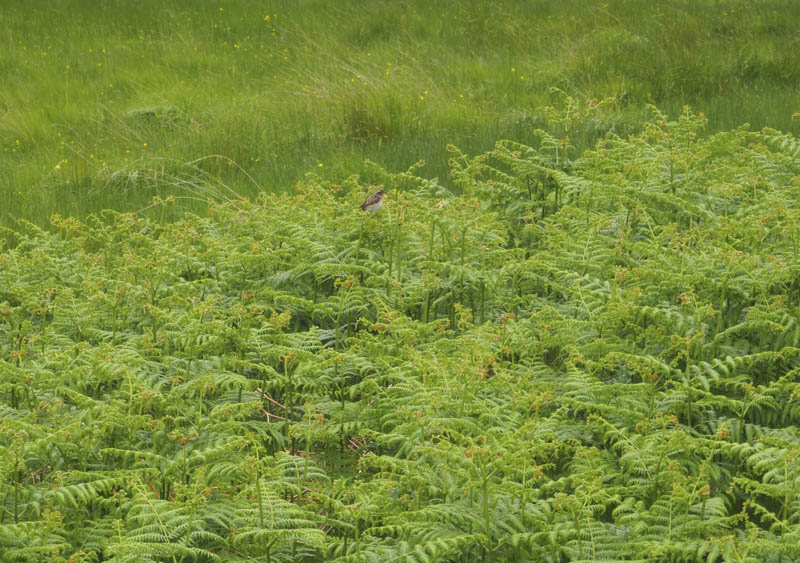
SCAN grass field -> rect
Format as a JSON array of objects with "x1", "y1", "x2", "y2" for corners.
[{"x1": 2, "y1": 0, "x2": 799, "y2": 228}]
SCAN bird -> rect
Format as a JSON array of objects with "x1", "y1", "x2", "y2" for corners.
[{"x1": 360, "y1": 189, "x2": 386, "y2": 212}]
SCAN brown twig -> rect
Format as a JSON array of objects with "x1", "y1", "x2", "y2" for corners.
[
  {"x1": 348, "y1": 437, "x2": 366, "y2": 451},
  {"x1": 255, "y1": 387, "x2": 288, "y2": 411},
  {"x1": 261, "y1": 408, "x2": 287, "y2": 422}
]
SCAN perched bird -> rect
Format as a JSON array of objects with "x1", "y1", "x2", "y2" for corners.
[{"x1": 360, "y1": 189, "x2": 386, "y2": 212}]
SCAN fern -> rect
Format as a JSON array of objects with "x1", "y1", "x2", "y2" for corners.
[{"x1": 5, "y1": 105, "x2": 800, "y2": 560}]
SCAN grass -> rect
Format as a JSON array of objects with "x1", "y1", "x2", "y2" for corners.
[{"x1": 1, "y1": 0, "x2": 799, "y2": 228}]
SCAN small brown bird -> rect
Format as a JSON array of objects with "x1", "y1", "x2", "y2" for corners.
[{"x1": 360, "y1": 189, "x2": 386, "y2": 212}]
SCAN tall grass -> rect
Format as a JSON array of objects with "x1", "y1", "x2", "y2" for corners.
[{"x1": 1, "y1": 0, "x2": 799, "y2": 227}]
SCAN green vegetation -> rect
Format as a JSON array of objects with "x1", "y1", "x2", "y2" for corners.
[
  {"x1": 3, "y1": 107, "x2": 800, "y2": 560},
  {"x1": 2, "y1": 0, "x2": 800, "y2": 227},
  {"x1": 3, "y1": 2, "x2": 800, "y2": 561}
]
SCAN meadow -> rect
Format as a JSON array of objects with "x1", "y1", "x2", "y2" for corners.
[
  {"x1": 3, "y1": 1, "x2": 800, "y2": 562},
  {"x1": 1, "y1": 0, "x2": 800, "y2": 226}
]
